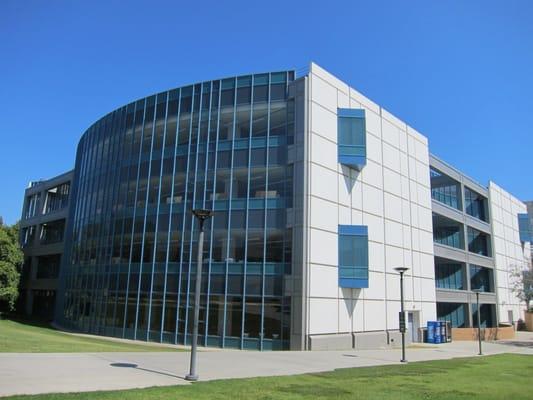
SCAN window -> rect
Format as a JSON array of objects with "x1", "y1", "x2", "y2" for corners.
[
  {"x1": 437, "y1": 303, "x2": 467, "y2": 328},
  {"x1": 433, "y1": 214, "x2": 464, "y2": 249},
  {"x1": 467, "y1": 227, "x2": 491, "y2": 257},
  {"x1": 470, "y1": 264, "x2": 493, "y2": 292},
  {"x1": 464, "y1": 187, "x2": 488, "y2": 222},
  {"x1": 430, "y1": 167, "x2": 461, "y2": 210},
  {"x1": 435, "y1": 260, "x2": 464, "y2": 290},
  {"x1": 337, "y1": 109, "x2": 366, "y2": 170},
  {"x1": 40, "y1": 219, "x2": 65, "y2": 245},
  {"x1": 338, "y1": 225, "x2": 368, "y2": 288},
  {"x1": 24, "y1": 193, "x2": 41, "y2": 219},
  {"x1": 518, "y1": 213, "x2": 532, "y2": 243}
]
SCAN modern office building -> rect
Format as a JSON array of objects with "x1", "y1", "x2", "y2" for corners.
[
  {"x1": 19, "y1": 171, "x2": 73, "y2": 320},
  {"x1": 20, "y1": 63, "x2": 530, "y2": 350}
]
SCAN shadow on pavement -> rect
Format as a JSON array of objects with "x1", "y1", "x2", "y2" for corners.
[
  {"x1": 496, "y1": 341, "x2": 533, "y2": 348},
  {"x1": 110, "y1": 362, "x2": 185, "y2": 379}
]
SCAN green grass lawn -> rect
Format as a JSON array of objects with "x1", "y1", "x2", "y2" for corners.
[
  {"x1": 0, "y1": 319, "x2": 180, "y2": 352},
  {"x1": 4, "y1": 354, "x2": 532, "y2": 399}
]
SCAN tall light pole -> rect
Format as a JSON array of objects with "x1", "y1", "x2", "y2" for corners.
[
  {"x1": 472, "y1": 289, "x2": 483, "y2": 356},
  {"x1": 394, "y1": 267, "x2": 409, "y2": 363},
  {"x1": 185, "y1": 209, "x2": 214, "y2": 382}
]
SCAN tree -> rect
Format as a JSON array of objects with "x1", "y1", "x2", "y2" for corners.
[
  {"x1": 0, "y1": 220, "x2": 23, "y2": 311},
  {"x1": 510, "y1": 263, "x2": 533, "y2": 312}
]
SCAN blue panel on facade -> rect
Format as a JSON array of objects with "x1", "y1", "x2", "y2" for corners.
[
  {"x1": 338, "y1": 108, "x2": 365, "y2": 118},
  {"x1": 337, "y1": 108, "x2": 366, "y2": 171},
  {"x1": 339, "y1": 278, "x2": 369, "y2": 288},
  {"x1": 338, "y1": 225, "x2": 369, "y2": 288},
  {"x1": 518, "y1": 213, "x2": 532, "y2": 242},
  {"x1": 339, "y1": 225, "x2": 368, "y2": 236}
]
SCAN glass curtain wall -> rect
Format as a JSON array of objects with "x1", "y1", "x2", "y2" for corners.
[{"x1": 60, "y1": 71, "x2": 294, "y2": 350}]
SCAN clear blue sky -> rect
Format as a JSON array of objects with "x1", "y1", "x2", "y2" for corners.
[{"x1": 1, "y1": 0, "x2": 532, "y2": 224}]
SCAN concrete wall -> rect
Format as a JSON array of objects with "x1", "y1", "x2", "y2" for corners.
[
  {"x1": 488, "y1": 182, "x2": 531, "y2": 323},
  {"x1": 303, "y1": 63, "x2": 436, "y2": 348}
]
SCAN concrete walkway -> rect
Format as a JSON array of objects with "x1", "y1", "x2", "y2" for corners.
[{"x1": 1, "y1": 333, "x2": 532, "y2": 397}]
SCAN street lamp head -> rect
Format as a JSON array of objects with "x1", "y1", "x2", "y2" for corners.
[
  {"x1": 394, "y1": 267, "x2": 409, "y2": 274},
  {"x1": 192, "y1": 209, "x2": 214, "y2": 221},
  {"x1": 472, "y1": 288, "x2": 482, "y2": 295}
]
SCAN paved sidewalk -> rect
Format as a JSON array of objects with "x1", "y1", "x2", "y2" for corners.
[{"x1": 0, "y1": 337, "x2": 532, "y2": 397}]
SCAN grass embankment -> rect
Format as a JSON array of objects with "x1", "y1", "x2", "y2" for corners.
[{"x1": 0, "y1": 319, "x2": 180, "y2": 353}]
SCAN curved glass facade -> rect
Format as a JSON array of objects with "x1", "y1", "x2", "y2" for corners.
[{"x1": 59, "y1": 71, "x2": 295, "y2": 350}]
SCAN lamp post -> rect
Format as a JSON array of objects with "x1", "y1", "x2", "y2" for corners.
[
  {"x1": 472, "y1": 289, "x2": 483, "y2": 356},
  {"x1": 185, "y1": 209, "x2": 214, "y2": 382},
  {"x1": 394, "y1": 267, "x2": 409, "y2": 363}
]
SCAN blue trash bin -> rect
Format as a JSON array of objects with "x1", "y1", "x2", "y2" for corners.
[
  {"x1": 434, "y1": 321, "x2": 442, "y2": 344},
  {"x1": 427, "y1": 321, "x2": 435, "y2": 343}
]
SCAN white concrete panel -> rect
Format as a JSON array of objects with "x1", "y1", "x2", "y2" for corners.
[
  {"x1": 364, "y1": 300, "x2": 386, "y2": 331},
  {"x1": 311, "y1": 133, "x2": 337, "y2": 169},
  {"x1": 311, "y1": 75, "x2": 338, "y2": 113},
  {"x1": 414, "y1": 139, "x2": 429, "y2": 165},
  {"x1": 361, "y1": 159, "x2": 383, "y2": 189},
  {"x1": 399, "y1": 152, "x2": 409, "y2": 177},
  {"x1": 364, "y1": 271, "x2": 385, "y2": 300},
  {"x1": 353, "y1": 297, "x2": 365, "y2": 331},
  {"x1": 418, "y1": 229, "x2": 434, "y2": 255},
  {"x1": 384, "y1": 192, "x2": 402, "y2": 223},
  {"x1": 403, "y1": 250, "x2": 413, "y2": 273},
  {"x1": 351, "y1": 209, "x2": 363, "y2": 225},
  {"x1": 339, "y1": 205, "x2": 351, "y2": 226},
  {"x1": 310, "y1": 102, "x2": 337, "y2": 143},
  {"x1": 407, "y1": 125, "x2": 428, "y2": 145},
  {"x1": 309, "y1": 228, "x2": 337, "y2": 266},
  {"x1": 411, "y1": 251, "x2": 421, "y2": 277},
  {"x1": 382, "y1": 119, "x2": 400, "y2": 149},
  {"x1": 310, "y1": 196, "x2": 338, "y2": 233},
  {"x1": 310, "y1": 163, "x2": 337, "y2": 202},
  {"x1": 398, "y1": 129, "x2": 408, "y2": 154},
  {"x1": 385, "y1": 244, "x2": 404, "y2": 272},
  {"x1": 381, "y1": 108, "x2": 406, "y2": 131},
  {"x1": 366, "y1": 131, "x2": 382, "y2": 164},
  {"x1": 386, "y1": 300, "x2": 401, "y2": 329},
  {"x1": 309, "y1": 264, "x2": 339, "y2": 298},
  {"x1": 351, "y1": 179, "x2": 363, "y2": 211},
  {"x1": 420, "y1": 277, "x2": 436, "y2": 302},
  {"x1": 416, "y1": 160, "x2": 430, "y2": 188},
  {"x1": 338, "y1": 90, "x2": 349, "y2": 109},
  {"x1": 338, "y1": 298, "x2": 353, "y2": 333},
  {"x1": 364, "y1": 213, "x2": 385, "y2": 244},
  {"x1": 338, "y1": 174, "x2": 353, "y2": 207},
  {"x1": 385, "y1": 219, "x2": 403, "y2": 248},
  {"x1": 383, "y1": 168, "x2": 402, "y2": 197},
  {"x1": 411, "y1": 228, "x2": 420, "y2": 252},
  {"x1": 421, "y1": 301, "x2": 437, "y2": 325},
  {"x1": 308, "y1": 298, "x2": 339, "y2": 334},
  {"x1": 401, "y1": 199, "x2": 412, "y2": 225},
  {"x1": 382, "y1": 142, "x2": 401, "y2": 171},
  {"x1": 365, "y1": 109, "x2": 381, "y2": 138},
  {"x1": 419, "y1": 252, "x2": 435, "y2": 279},
  {"x1": 368, "y1": 241, "x2": 385, "y2": 272},
  {"x1": 417, "y1": 184, "x2": 432, "y2": 210},
  {"x1": 349, "y1": 88, "x2": 380, "y2": 114},
  {"x1": 310, "y1": 63, "x2": 350, "y2": 96},
  {"x1": 362, "y1": 183, "x2": 384, "y2": 217},
  {"x1": 418, "y1": 206, "x2": 433, "y2": 233}
]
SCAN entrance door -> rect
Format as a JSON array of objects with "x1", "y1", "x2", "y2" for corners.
[{"x1": 407, "y1": 311, "x2": 420, "y2": 342}]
